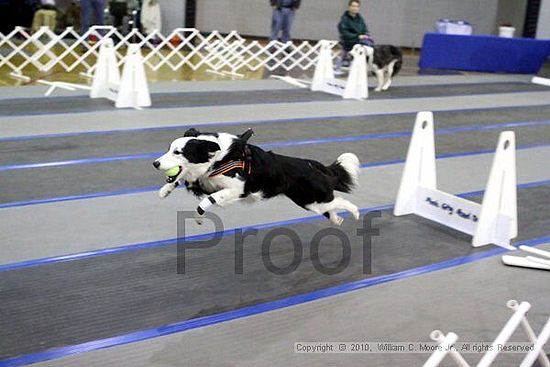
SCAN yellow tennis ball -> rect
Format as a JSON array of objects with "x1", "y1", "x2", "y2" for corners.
[{"x1": 164, "y1": 166, "x2": 180, "y2": 177}]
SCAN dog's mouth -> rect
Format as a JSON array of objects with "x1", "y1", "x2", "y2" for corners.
[{"x1": 164, "y1": 166, "x2": 182, "y2": 183}]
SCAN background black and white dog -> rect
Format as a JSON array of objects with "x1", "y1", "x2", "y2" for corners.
[
  {"x1": 367, "y1": 45, "x2": 403, "y2": 92},
  {"x1": 153, "y1": 129, "x2": 361, "y2": 225}
]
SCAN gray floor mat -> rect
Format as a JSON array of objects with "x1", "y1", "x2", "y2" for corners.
[
  {"x1": 0, "y1": 185, "x2": 548, "y2": 360},
  {"x1": 2, "y1": 105, "x2": 550, "y2": 166},
  {"x1": 1, "y1": 122, "x2": 549, "y2": 204},
  {"x1": 0, "y1": 82, "x2": 547, "y2": 117}
]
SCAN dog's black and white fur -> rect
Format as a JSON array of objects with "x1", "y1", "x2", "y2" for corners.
[
  {"x1": 153, "y1": 129, "x2": 361, "y2": 225},
  {"x1": 367, "y1": 45, "x2": 403, "y2": 92}
]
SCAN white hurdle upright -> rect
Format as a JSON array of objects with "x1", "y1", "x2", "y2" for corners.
[
  {"x1": 39, "y1": 38, "x2": 151, "y2": 109},
  {"x1": 394, "y1": 111, "x2": 517, "y2": 249},
  {"x1": 90, "y1": 38, "x2": 120, "y2": 102},
  {"x1": 424, "y1": 300, "x2": 550, "y2": 367},
  {"x1": 115, "y1": 44, "x2": 151, "y2": 109},
  {"x1": 310, "y1": 40, "x2": 371, "y2": 100}
]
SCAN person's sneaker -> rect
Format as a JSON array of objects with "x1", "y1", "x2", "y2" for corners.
[{"x1": 334, "y1": 68, "x2": 345, "y2": 76}]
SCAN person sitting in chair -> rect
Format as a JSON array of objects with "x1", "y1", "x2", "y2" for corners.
[
  {"x1": 31, "y1": 0, "x2": 58, "y2": 33},
  {"x1": 337, "y1": 0, "x2": 373, "y2": 68}
]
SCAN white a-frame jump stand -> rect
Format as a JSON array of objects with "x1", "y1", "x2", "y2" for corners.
[
  {"x1": 90, "y1": 38, "x2": 120, "y2": 102},
  {"x1": 310, "y1": 41, "x2": 371, "y2": 100},
  {"x1": 90, "y1": 40, "x2": 151, "y2": 109},
  {"x1": 393, "y1": 111, "x2": 517, "y2": 249},
  {"x1": 43, "y1": 38, "x2": 151, "y2": 109}
]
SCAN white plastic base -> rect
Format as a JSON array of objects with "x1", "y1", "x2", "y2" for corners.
[
  {"x1": 502, "y1": 255, "x2": 550, "y2": 270},
  {"x1": 502, "y1": 244, "x2": 550, "y2": 271},
  {"x1": 532, "y1": 76, "x2": 550, "y2": 87}
]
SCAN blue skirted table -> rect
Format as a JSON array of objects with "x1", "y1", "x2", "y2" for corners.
[{"x1": 419, "y1": 33, "x2": 550, "y2": 74}]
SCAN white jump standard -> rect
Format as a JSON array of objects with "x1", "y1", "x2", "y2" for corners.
[
  {"x1": 91, "y1": 40, "x2": 151, "y2": 109},
  {"x1": 311, "y1": 40, "x2": 372, "y2": 100},
  {"x1": 394, "y1": 111, "x2": 517, "y2": 249},
  {"x1": 38, "y1": 38, "x2": 151, "y2": 109},
  {"x1": 90, "y1": 38, "x2": 120, "y2": 102}
]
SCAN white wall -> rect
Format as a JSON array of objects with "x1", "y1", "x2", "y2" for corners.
[
  {"x1": 195, "y1": 0, "x2": 500, "y2": 47},
  {"x1": 537, "y1": 0, "x2": 550, "y2": 39},
  {"x1": 159, "y1": 0, "x2": 185, "y2": 33}
]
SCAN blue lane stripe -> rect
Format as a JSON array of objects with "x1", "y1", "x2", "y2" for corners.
[
  {"x1": 0, "y1": 143, "x2": 548, "y2": 210},
  {"x1": 261, "y1": 119, "x2": 550, "y2": 149},
  {"x1": 1, "y1": 234, "x2": 549, "y2": 367},
  {"x1": 2, "y1": 119, "x2": 550, "y2": 172},
  {"x1": 2, "y1": 178, "x2": 549, "y2": 273},
  {"x1": 0, "y1": 104, "x2": 546, "y2": 143}
]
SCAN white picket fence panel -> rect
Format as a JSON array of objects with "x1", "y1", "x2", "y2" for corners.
[{"x1": 0, "y1": 26, "x2": 338, "y2": 78}]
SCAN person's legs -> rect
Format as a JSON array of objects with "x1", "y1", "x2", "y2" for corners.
[
  {"x1": 80, "y1": 0, "x2": 91, "y2": 34},
  {"x1": 270, "y1": 8, "x2": 283, "y2": 41},
  {"x1": 280, "y1": 7, "x2": 294, "y2": 43},
  {"x1": 91, "y1": 0, "x2": 105, "y2": 26},
  {"x1": 359, "y1": 38, "x2": 375, "y2": 47},
  {"x1": 335, "y1": 47, "x2": 350, "y2": 74}
]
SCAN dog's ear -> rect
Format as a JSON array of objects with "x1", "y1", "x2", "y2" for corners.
[
  {"x1": 182, "y1": 139, "x2": 220, "y2": 163},
  {"x1": 184, "y1": 128, "x2": 200, "y2": 137},
  {"x1": 238, "y1": 128, "x2": 254, "y2": 142}
]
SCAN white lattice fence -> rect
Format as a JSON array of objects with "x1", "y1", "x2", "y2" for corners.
[{"x1": 0, "y1": 26, "x2": 338, "y2": 78}]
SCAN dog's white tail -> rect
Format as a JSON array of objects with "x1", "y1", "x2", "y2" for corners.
[{"x1": 336, "y1": 152, "x2": 360, "y2": 189}]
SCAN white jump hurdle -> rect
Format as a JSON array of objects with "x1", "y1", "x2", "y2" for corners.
[
  {"x1": 43, "y1": 38, "x2": 151, "y2": 109},
  {"x1": 311, "y1": 40, "x2": 371, "y2": 100},
  {"x1": 90, "y1": 38, "x2": 120, "y2": 102},
  {"x1": 424, "y1": 300, "x2": 550, "y2": 367},
  {"x1": 92, "y1": 40, "x2": 151, "y2": 109},
  {"x1": 394, "y1": 111, "x2": 517, "y2": 249},
  {"x1": 114, "y1": 44, "x2": 151, "y2": 109}
]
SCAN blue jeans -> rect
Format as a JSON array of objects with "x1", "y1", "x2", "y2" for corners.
[
  {"x1": 271, "y1": 7, "x2": 295, "y2": 43},
  {"x1": 80, "y1": 0, "x2": 105, "y2": 34},
  {"x1": 358, "y1": 38, "x2": 375, "y2": 47}
]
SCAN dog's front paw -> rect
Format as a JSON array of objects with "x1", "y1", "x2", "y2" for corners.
[
  {"x1": 374, "y1": 87, "x2": 382, "y2": 92},
  {"x1": 194, "y1": 212, "x2": 205, "y2": 225},
  {"x1": 159, "y1": 183, "x2": 175, "y2": 198}
]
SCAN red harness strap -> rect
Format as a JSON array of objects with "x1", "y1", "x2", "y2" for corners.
[{"x1": 208, "y1": 158, "x2": 251, "y2": 178}]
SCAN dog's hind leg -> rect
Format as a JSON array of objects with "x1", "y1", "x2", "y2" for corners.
[
  {"x1": 307, "y1": 197, "x2": 360, "y2": 225},
  {"x1": 322, "y1": 211, "x2": 344, "y2": 225},
  {"x1": 332, "y1": 197, "x2": 360, "y2": 220},
  {"x1": 374, "y1": 69, "x2": 384, "y2": 92},
  {"x1": 382, "y1": 60, "x2": 397, "y2": 91}
]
